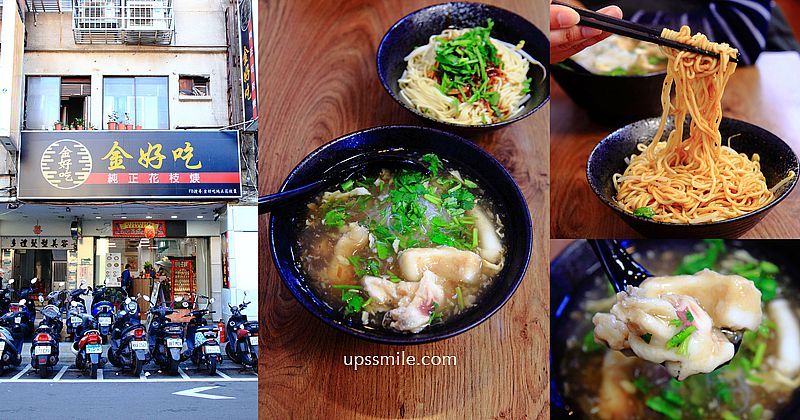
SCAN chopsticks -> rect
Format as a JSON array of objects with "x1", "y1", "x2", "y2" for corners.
[{"x1": 552, "y1": 1, "x2": 739, "y2": 63}]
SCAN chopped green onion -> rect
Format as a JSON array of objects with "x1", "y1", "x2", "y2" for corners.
[
  {"x1": 472, "y1": 227, "x2": 479, "y2": 249},
  {"x1": 456, "y1": 286, "x2": 465, "y2": 309},
  {"x1": 332, "y1": 285, "x2": 363, "y2": 290},
  {"x1": 645, "y1": 396, "x2": 682, "y2": 420},
  {"x1": 340, "y1": 180, "x2": 354, "y2": 192},
  {"x1": 752, "y1": 341, "x2": 767, "y2": 368},
  {"x1": 423, "y1": 194, "x2": 442, "y2": 205},
  {"x1": 666, "y1": 326, "x2": 697, "y2": 349},
  {"x1": 463, "y1": 179, "x2": 477, "y2": 188},
  {"x1": 721, "y1": 410, "x2": 739, "y2": 420}
]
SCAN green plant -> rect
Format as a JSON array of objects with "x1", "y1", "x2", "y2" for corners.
[
  {"x1": 108, "y1": 110, "x2": 118, "y2": 122},
  {"x1": 143, "y1": 261, "x2": 153, "y2": 272},
  {"x1": 54, "y1": 120, "x2": 64, "y2": 125},
  {"x1": 73, "y1": 117, "x2": 85, "y2": 127},
  {"x1": 124, "y1": 113, "x2": 131, "y2": 124}
]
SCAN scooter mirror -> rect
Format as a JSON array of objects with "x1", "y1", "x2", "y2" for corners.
[
  {"x1": 19, "y1": 299, "x2": 26, "y2": 305},
  {"x1": 31, "y1": 278, "x2": 37, "y2": 284},
  {"x1": 38, "y1": 295, "x2": 44, "y2": 303},
  {"x1": 125, "y1": 297, "x2": 132, "y2": 304},
  {"x1": 210, "y1": 298, "x2": 215, "y2": 303},
  {"x1": 143, "y1": 295, "x2": 151, "y2": 302},
  {"x1": 8, "y1": 279, "x2": 13, "y2": 285}
]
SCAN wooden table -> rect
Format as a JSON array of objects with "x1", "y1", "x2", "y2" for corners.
[
  {"x1": 259, "y1": 1, "x2": 549, "y2": 417},
  {"x1": 551, "y1": 51, "x2": 800, "y2": 239}
]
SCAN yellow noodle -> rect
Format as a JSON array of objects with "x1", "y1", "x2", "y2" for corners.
[
  {"x1": 613, "y1": 26, "x2": 795, "y2": 224},
  {"x1": 398, "y1": 28, "x2": 539, "y2": 125}
]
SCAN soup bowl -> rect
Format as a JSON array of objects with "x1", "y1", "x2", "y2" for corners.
[
  {"x1": 551, "y1": 240, "x2": 800, "y2": 418},
  {"x1": 377, "y1": 2, "x2": 549, "y2": 136},
  {"x1": 268, "y1": 125, "x2": 532, "y2": 344},
  {"x1": 587, "y1": 117, "x2": 799, "y2": 238}
]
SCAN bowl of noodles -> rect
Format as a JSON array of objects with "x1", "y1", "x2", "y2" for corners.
[
  {"x1": 552, "y1": 35, "x2": 667, "y2": 123},
  {"x1": 377, "y1": 2, "x2": 549, "y2": 134},
  {"x1": 587, "y1": 116, "x2": 798, "y2": 238},
  {"x1": 268, "y1": 125, "x2": 532, "y2": 344},
  {"x1": 552, "y1": 239, "x2": 800, "y2": 419},
  {"x1": 586, "y1": 26, "x2": 798, "y2": 238}
]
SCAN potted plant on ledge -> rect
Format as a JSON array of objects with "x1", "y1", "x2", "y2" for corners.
[
  {"x1": 54, "y1": 120, "x2": 63, "y2": 130},
  {"x1": 74, "y1": 118, "x2": 85, "y2": 130},
  {"x1": 107, "y1": 111, "x2": 118, "y2": 130}
]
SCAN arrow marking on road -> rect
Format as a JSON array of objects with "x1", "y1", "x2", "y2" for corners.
[{"x1": 173, "y1": 386, "x2": 235, "y2": 400}]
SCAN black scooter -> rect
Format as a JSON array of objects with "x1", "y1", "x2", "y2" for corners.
[
  {"x1": 225, "y1": 293, "x2": 258, "y2": 373},
  {"x1": 31, "y1": 299, "x2": 61, "y2": 379},
  {"x1": 148, "y1": 296, "x2": 185, "y2": 375},
  {"x1": 185, "y1": 295, "x2": 222, "y2": 375},
  {"x1": 0, "y1": 300, "x2": 24, "y2": 374},
  {"x1": 108, "y1": 294, "x2": 151, "y2": 376},
  {"x1": 0, "y1": 278, "x2": 14, "y2": 315}
]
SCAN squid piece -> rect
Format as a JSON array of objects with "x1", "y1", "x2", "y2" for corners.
[
  {"x1": 325, "y1": 223, "x2": 369, "y2": 284},
  {"x1": 469, "y1": 205, "x2": 503, "y2": 265},
  {"x1": 593, "y1": 270, "x2": 762, "y2": 380},
  {"x1": 321, "y1": 187, "x2": 370, "y2": 203},
  {"x1": 767, "y1": 299, "x2": 800, "y2": 378},
  {"x1": 388, "y1": 270, "x2": 445, "y2": 333},
  {"x1": 397, "y1": 246, "x2": 482, "y2": 284},
  {"x1": 597, "y1": 351, "x2": 638, "y2": 420}
]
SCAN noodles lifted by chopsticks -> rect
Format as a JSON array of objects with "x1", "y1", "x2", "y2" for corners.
[
  {"x1": 398, "y1": 20, "x2": 543, "y2": 125},
  {"x1": 613, "y1": 25, "x2": 795, "y2": 224}
]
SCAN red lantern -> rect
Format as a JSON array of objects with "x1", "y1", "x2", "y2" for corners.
[{"x1": 143, "y1": 224, "x2": 156, "y2": 239}]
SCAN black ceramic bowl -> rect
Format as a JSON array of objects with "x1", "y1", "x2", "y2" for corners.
[
  {"x1": 552, "y1": 61, "x2": 665, "y2": 124},
  {"x1": 377, "y1": 2, "x2": 549, "y2": 136},
  {"x1": 551, "y1": 240, "x2": 800, "y2": 419},
  {"x1": 587, "y1": 117, "x2": 799, "y2": 238},
  {"x1": 268, "y1": 125, "x2": 532, "y2": 345}
]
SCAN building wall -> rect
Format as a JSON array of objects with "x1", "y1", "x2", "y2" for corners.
[
  {"x1": 22, "y1": 0, "x2": 230, "y2": 130},
  {"x1": 220, "y1": 204, "x2": 256, "y2": 319}
]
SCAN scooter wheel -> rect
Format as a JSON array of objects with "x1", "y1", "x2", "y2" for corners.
[
  {"x1": 225, "y1": 342, "x2": 240, "y2": 363},
  {"x1": 208, "y1": 357, "x2": 217, "y2": 376},
  {"x1": 133, "y1": 357, "x2": 143, "y2": 377},
  {"x1": 90, "y1": 364, "x2": 98, "y2": 379},
  {"x1": 168, "y1": 358, "x2": 179, "y2": 376},
  {"x1": 107, "y1": 347, "x2": 120, "y2": 368},
  {"x1": 40, "y1": 366, "x2": 48, "y2": 379}
]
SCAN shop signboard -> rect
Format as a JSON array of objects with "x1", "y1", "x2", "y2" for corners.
[
  {"x1": 238, "y1": 0, "x2": 258, "y2": 122},
  {"x1": 18, "y1": 130, "x2": 242, "y2": 199},
  {"x1": 112, "y1": 220, "x2": 166, "y2": 238},
  {"x1": 1, "y1": 236, "x2": 76, "y2": 250}
]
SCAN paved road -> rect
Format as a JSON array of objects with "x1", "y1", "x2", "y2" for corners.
[{"x1": 0, "y1": 343, "x2": 257, "y2": 419}]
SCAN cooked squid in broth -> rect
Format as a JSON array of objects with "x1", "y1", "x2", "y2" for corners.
[
  {"x1": 297, "y1": 153, "x2": 506, "y2": 333},
  {"x1": 561, "y1": 241, "x2": 800, "y2": 419}
]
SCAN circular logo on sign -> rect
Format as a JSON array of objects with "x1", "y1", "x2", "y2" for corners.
[{"x1": 40, "y1": 139, "x2": 93, "y2": 190}]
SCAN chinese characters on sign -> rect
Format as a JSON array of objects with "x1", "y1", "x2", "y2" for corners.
[
  {"x1": 112, "y1": 221, "x2": 167, "y2": 238},
  {"x1": 239, "y1": 0, "x2": 258, "y2": 122},
  {"x1": 19, "y1": 130, "x2": 241, "y2": 199},
  {"x1": 1, "y1": 236, "x2": 77, "y2": 250}
]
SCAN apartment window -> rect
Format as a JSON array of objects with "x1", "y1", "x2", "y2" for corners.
[
  {"x1": 103, "y1": 77, "x2": 169, "y2": 129},
  {"x1": 179, "y1": 75, "x2": 210, "y2": 97},
  {"x1": 25, "y1": 76, "x2": 92, "y2": 130}
]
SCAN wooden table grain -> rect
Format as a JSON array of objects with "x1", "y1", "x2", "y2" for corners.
[
  {"x1": 258, "y1": 0, "x2": 550, "y2": 418},
  {"x1": 550, "y1": 51, "x2": 800, "y2": 239}
]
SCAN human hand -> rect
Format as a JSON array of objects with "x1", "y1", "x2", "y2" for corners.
[{"x1": 550, "y1": 3, "x2": 623, "y2": 64}]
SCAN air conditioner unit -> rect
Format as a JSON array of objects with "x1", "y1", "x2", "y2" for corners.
[{"x1": 126, "y1": 0, "x2": 168, "y2": 30}]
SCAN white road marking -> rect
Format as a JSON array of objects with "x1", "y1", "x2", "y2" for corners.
[
  {"x1": 0, "y1": 377, "x2": 256, "y2": 383},
  {"x1": 178, "y1": 368, "x2": 190, "y2": 380},
  {"x1": 98, "y1": 368, "x2": 104, "y2": 381},
  {"x1": 216, "y1": 370, "x2": 231, "y2": 379},
  {"x1": 139, "y1": 371, "x2": 147, "y2": 380},
  {"x1": 53, "y1": 366, "x2": 69, "y2": 381},
  {"x1": 10, "y1": 365, "x2": 31, "y2": 380},
  {"x1": 172, "y1": 386, "x2": 235, "y2": 400}
]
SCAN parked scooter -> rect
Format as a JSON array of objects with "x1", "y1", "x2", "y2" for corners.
[
  {"x1": 65, "y1": 286, "x2": 91, "y2": 340},
  {"x1": 72, "y1": 318, "x2": 104, "y2": 379},
  {"x1": 31, "y1": 299, "x2": 61, "y2": 379},
  {"x1": 91, "y1": 287, "x2": 116, "y2": 341},
  {"x1": 0, "y1": 278, "x2": 14, "y2": 315},
  {"x1": 185, "y1": 295, "x2": 222, "y2": 375},
  {"x1": 108, "y1": 294, "x2": 151, "y2": 376},
  {"x1": 225, "y1": 293, "x2": 258, "y2": 373},
  {"x1": 148, "y1": 296, "x2": 186, "y2": 375},
  {"x1": 0, "y1": 299, "x2": 25, "y2": 374},
  {"x1": 15, "y1": 278, "x2": 39, "y2": 339}
]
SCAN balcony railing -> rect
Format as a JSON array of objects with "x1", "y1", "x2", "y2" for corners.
[{"x1": 72, "y1": 0, "x2": 173, "y2": 45}]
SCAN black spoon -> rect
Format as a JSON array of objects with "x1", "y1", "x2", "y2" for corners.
[
  {"x1": 258, "y1": 150, "x2": 429, "y2": 214},
  {"x1": 587, "y1": 240, "x2": 742, "y2": 359}
]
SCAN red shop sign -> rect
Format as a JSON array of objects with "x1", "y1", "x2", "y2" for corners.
[{"x1": 112, "y1": 220, "x2": 166, "y2": 238}]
